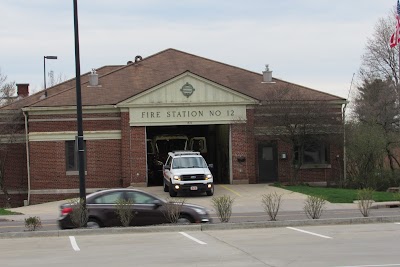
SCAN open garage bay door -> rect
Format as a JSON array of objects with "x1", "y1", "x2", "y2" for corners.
[{"x1": 146, "y1": 125, "x2": 230, "y2": 186}]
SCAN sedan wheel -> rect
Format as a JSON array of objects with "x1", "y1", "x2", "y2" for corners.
[
  {"x1": 87, "y1": 218, "x2": 101, "y2": 229},
  {"x1": 177, "y1": 215, "x2": 193, "y2": 224}
]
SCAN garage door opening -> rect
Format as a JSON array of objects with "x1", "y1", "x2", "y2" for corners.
[{"x1": 146, "y1": 125, "x2": 230, "y2": 186}]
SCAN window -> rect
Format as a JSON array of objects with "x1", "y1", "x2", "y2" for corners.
[
  {"x1": 295, "y1": 140, "x2": 330, "y2": 165},
  {"x1": 125, "y1": 191, "x2": 156, "y2": 204},
  {"x1": 65, "y1": 140, "x2": 87, "y2": 171},
  {"x1": 93, "y1": 191, "x2": 124, "y2": 204}
]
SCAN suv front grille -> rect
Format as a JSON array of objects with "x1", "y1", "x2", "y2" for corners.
[{"x1": 181, "y1": 174, "x2": 205, "y2": 181}]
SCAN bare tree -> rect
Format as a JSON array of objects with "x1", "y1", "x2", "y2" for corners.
[
  {"x1": 0, "y1": 68, "x2": 16, "y2": 107},
  {"x1": 47, "y1": 71, "x2": 67, "y2": 88},
  {"x1": 360, "y1": 7, "x2": 398, "y2": 87},
  {"x1": 254, "y1": 85, "x2": 343, "y2": 184}
]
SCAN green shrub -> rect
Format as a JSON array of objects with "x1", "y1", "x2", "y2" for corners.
[{"x1": 24, "y1": 216, "x2": 42, "y2": 231}]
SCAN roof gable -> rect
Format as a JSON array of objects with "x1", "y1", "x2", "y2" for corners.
[{"x1": 117, "y1": 72, "x2": 257, "y2": 107}]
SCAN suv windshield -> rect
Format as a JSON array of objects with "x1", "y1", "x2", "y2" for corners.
[{"x1": 172, "y1": 157, "x2": 207, "y2": 169}]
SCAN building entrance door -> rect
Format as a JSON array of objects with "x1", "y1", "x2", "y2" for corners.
[{"x1": 258, "y1": 143, "x2": 278, "y2": 183}]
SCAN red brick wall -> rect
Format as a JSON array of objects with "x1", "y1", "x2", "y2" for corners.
[
  {"x1": 120, "y1": 112, "x2": 131, "y2": 186},
  {"x1": 130, "y1": 126, "x2": 147, "y2": 184},
  {"x1": 246, "y1": 109, "x2": 256, "y2": 183},
  {"x1": 29, "y1": 139, "x2": 122, "y2": 204},
  {"x1": 3, "y1": 143, "x2": 27, "y2": 189},
  {"x1": 230, "y1": 108, "x2": 257, "y2": 184},
  {"x1": 0, "y1": 142, "x2": 27, "y2": 207},
  {"x1": 29, "y1": 113, "x2": 121, "y2": 132},
  {"x1": 231, "y1": 122, "x2": 249, "y2": 183},
  {"x1": 254, "y1": 137, "x2": 343, "y2": 184}
]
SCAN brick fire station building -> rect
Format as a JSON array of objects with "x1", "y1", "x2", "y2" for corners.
[{"x1": 1, "y1": 49, "x2": 346, "y2": 206}]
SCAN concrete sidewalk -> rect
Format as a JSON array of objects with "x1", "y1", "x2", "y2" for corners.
[{"x1": 1, "y1": 184, "x2": 364, "y2": 222}]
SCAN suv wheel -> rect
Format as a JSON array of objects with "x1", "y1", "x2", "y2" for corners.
[
  {"x1": 163, "y1": 179, "x2": 169, "y2": 192},
  {"x1": 169, "y1": 182, "x2": 178, "y2": 197},
  {"x1": 206, "y1": 185, "x2": 214, "y2": 196}
]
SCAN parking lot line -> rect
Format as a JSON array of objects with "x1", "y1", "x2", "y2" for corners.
[
  {"x1": 334, "y1": 264, "x2": 400, "y2": 267},
  {"x1": 69, "y1": 236, "x2": 80, "y2": 251},
  {"x1": 179, "y1": 232, "x2": 207, "y2": 245},
  {"x1": 286, "y1": 227, "x2": 332, "y2": 239},
  {"x1": 220, "y1": 185, "x2": 242, "y2": 197}
]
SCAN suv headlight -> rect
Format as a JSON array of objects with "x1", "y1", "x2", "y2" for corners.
[
  {"x1": 173, "y1": 175, "x2": 181, "y2": 181},
  {"x1": 205, "y1": 174, "x2": 213, "y2": 180}
]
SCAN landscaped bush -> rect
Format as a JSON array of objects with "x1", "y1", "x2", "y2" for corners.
[
  {"x1": 115, "y1": 198, "x2": 135, "y2": 227},
  {"x1": 68, "y1": 198, "x2": 88, "y2": 228},
  {"x1": 303, "y1": 195, "x2": 326, "y2": 219},
  {"x1": 212, "y1": 195, "x2": 234, "y2": 223},
  {"x1": 261, "y1": 192, "x2": 282, "y2": 221},
  {"x1": 162, "y1": 197, "x2": 186, "y2": 224},
  {"x1": 357, "y1": 188, "x2": 374, "y2": 217},
  {"x1": 24, "y1": 216, "x2": 42, "y2": 231}
]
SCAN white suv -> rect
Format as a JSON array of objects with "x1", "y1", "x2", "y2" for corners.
[{"x1": 163, "y1": 151, "x2": 214, "y2": 197}]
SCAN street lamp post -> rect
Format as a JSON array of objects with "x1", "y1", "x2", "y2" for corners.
[
  {"x1": 43, "y1": 56, "x2": 58, "y2": 97},
  {"x1": 73, "y1": 0, "x2": 86, "y2": 205}
]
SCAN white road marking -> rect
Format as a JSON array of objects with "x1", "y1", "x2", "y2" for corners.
[
  {"x1": 286, "y1": 227, "x2": 332, "y2": 239},
  {"x1": 334, "y1": 264, "x2": 400, "y2": 267},
  {"x1": 179, "y1": 232, "x2": 207, "y2": 245},
  {"x1": 394, "y1": 223, "x2": 400, "y2": 225},
  {"x1": 69, "y1": 236, "x2": 80, "y2": 251}
]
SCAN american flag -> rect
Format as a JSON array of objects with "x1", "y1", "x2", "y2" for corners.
[{"x1": 390, "y1": 0, "x2": 400, "y2": 48}]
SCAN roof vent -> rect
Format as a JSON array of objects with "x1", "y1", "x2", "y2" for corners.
[
  {"x1": 262, "y1": 65, "x2": 274, "y2": 83},
  {"x1": 127, "y1": 61, "x2": 133, "y2": 64},
  {"x1": 88, "y1": 69, "x2": 99, "y2": 87},
  {"x1": 135, "y1": 55, "x2": 143, "y2": 63}
]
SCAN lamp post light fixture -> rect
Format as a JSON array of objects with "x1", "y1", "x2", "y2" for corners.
[{"x1": 43, "y1": 55, "x2": 58, "y2": 97}]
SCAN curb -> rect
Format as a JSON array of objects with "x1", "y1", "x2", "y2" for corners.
[{"x1": 1, "y1": 215, "x2": 400, "y2": 239}]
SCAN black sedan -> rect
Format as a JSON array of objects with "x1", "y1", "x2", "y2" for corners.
[{"x1": 58, "y1": 188, "x2": 211, "y2": 229}]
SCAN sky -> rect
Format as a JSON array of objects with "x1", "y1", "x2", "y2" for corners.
[{"x1": 0, "y1": 0, "x2": 396, "y2": 99}]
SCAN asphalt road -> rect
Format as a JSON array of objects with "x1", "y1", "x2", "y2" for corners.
[
  {"x1": 1, "y1": 208, "x2": 400, "y2": 233},
  {"x1": 2, "y1": 223, "x2": 400, "y2": 267}
]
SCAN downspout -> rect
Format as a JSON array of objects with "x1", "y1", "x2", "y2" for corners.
[{"x1": 23, "y1": 111, "x2": 31, "y2": 205}]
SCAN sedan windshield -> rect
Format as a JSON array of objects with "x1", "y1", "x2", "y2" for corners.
[{"x1": 172, "y1": 157, "x2": 207, "y2": 169}]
